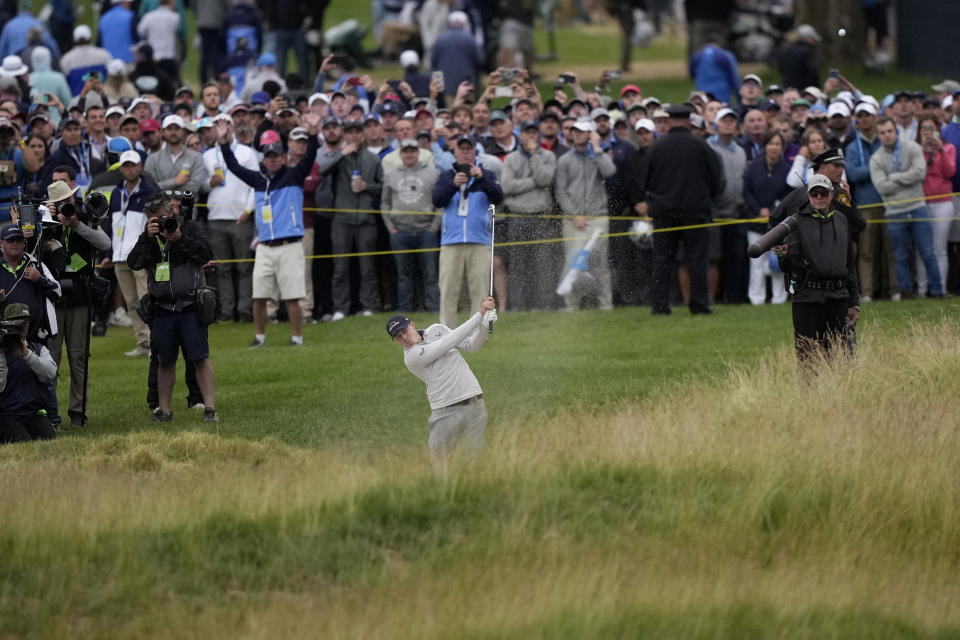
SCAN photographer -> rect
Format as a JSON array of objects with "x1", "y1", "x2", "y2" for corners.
[
  {"x1": 128, "y1": 194, "x2": 218, "y2": 424},
  {"x1": 45, "y1": 172, "x2": 111, "y2": 428},
  {"x1": 0, "y1": 303, "x2": 58, "y2": 444},
  {"x1": 0, "y1": 224, "x2": 60, "y2": 341}
]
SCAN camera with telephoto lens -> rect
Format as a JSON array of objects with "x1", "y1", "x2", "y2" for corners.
[
  {"x1": 163, "y1": 189, "x2": 194, "y2": 221},
  {"x1": 0, "y1": 320, "x2": 26, "y2": 351},
  {"x1": 58, "y1": 201, "x2": 76, "y2": 217},
  {"x1": 14, "y1": 189, "x2": 45, "y2": 233},
  {"x1": 157, "y1": 216, "x2": 179, "y2": 233}
]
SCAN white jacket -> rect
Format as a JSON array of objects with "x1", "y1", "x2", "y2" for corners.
[{"x1": 203, "y1": 140, "x2": 258, "y2": 221}]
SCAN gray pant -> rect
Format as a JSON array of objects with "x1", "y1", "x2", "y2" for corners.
[
  {"x1": 331, "y1": 222, "x2": 380, "y2": 313},
  {"x1": 207, "y1": 220, "x2": 253, "y2": 317},
  {"x1": 427, "y1": 396, "x2": 487, "y2": 465},
  {"x1": 49, "y1": 304, "x2": 89, "y2": 418}
]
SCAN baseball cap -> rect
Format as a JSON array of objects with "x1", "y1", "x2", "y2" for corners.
[
  {"x1": 932, "y1": 79, "x2": 960, "y2": 94},
  {"x1": 893, "y1": 89, "x2": 912, "y2": 101},
  {"x1": 259, "y1": 129, "x2": 281, "y2": 146},
  {"x1": 854, "y1": 102, "x2": 877, "y2": 116},
  {"x1": 1, "y1": 302, "x2": 29, "y2": 320},
  {"x1": 759, "y1": 99, "x2": 780, "y2": 111},
  {"x1": 363, "y1": 112, "x2": 382, "y2": 125},
  {"x1": 119, "y1": 150, "x2": 141, "y2": 165},
  {"x1": 590, "y1": 107, "x2": 610, "y2": 120},
  {"x1": 1, "y1": 224, "x2": 24, "y2": 240},
  {"x1": 288, "y1": 126, "x2": 309, "y2": 141},
  {"x1": 489, "y1": 110, "x2": 507, "y2": 123},
  {"x1": 690, "y1": 114, "x2": 705, "y2": 129},
  {"x1": 791, "y1": 98, "x2": 811, "y2": 109},
  {"x1": 416, "y1": 129, "x2": 432, "y2": 139},
  {"x1": 212, "y1": 113, "x2": 234, "y2": 125},
  {"x1": 105, "y1": 105, "x2": 126, "y2": 118},
  {"x1": 571, "y1": 119, "x2": 594, "y2": 132},
  {"x1": 261, "y1": 141, "x2": 284, "y2": 156},
  {"x1": 796, "y1": 24, "x2": 821, "y2": 42},
  {"x1": 665, "y1": 104, "x2": 692, "y2": 118},
  {"x1": 715, "y1": 107, "x2": 738, "y2": 121},
  {"x1": 742, "y1": 73, "x2": 762, "y2": 86},
  {"x1": 175, "y1": 86, "x2": 194, "y2": 98},
  {"x1": 386, "y1": 314, "x2": 411, "y2": 337},
  {"x1": 196, "y1": 117, "x2": 215, "y2": 130},
  {"x1": 399, "y1": 50, "x2": 420, "y2": 68},
  {"x1": 641, "y1": 96, "x2": 661, "y2": 108},
  {"x1": 139, "y1": 118, "x2": 160, "y2": 133},
  {"x1": 520, "y1": 119, "x2": 540, "y2": 131},
  {"x1": 343, "y1": 119, "x2": 363, "y2": 131},
  {"x1": 827, "y1": 102, "x2": 851, "y2": 118},
  {"x1": 73, "y1": 25, "x2": 92, "y2": 42},
  {"x1": 539, "y1": 111, "x2": 560, "y2": 123},
  {"x1": 129, "y1": 96, "x2": 154, "y2": 114},
  {"x1": 620, "y1": 84, "x2": 642, "y2": 97},
  {"x1": 399, "y1": 138, "x2": 419, "y2": 150},
  {"x1": 308, "y1": 92, "x2": 330, "y2": 106},
  {"x1": 162, "y1": 114, "x2": 185, "y2": 129},
  {"x1": 321, "y1": 115, "x2": 343, "y2": 127},
  {"x1": 634, "y1": 118, "x2": 655, "y2": 132},
  {"x1": 765, "y1": 84, "x2": 784, "y2": 95},
  {"x1": 250, "y1": 91, "x2": 270, "y2": 105},
  {"x1": 807, "y1": 174, "x2": 833, "y2": 192},
  {"x1": 257, "y1": 53, "x2": 277, "y2": 67},
  {"x1": 107, "y1": 137, "x2": 132, "y2": 153},
  {"x1": 942, "y1": 96, "x2": 954, "y2": 110},
  {"x1": 229, "y1": 103, "x2": 250, "y2": 115},
  {"x1": 119, "y1": 113, "x2": 139, "y2": 128},
  {"x1": 378, "y1": 101, "x2": 400, "y2": 115},
  {"x1": 652, "y1": 109, "x2": 669, "y2": 119},
  {"x1": 453, "y1": 134, "x2": 475, "y2": 147}
]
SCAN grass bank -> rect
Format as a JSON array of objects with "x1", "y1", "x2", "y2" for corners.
[{"x1": 1, "y1": 304, "x2": 959, "y2": 637}]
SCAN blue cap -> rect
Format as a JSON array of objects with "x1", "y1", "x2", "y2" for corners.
[
  {"x1": 386, "y1": 314, "x2": 411, "y2": 337},
  {"x1": 107, "y1": 137, "x2": 132, "y2": 153},
  {"x1": 363, "y1": 112, "x2": 381, "y2": 124},
  {"x1": 1, "y1": 224, "x2": 25, "y2": 240},
  {"x1": 250, "y1": 91, "x2": 270, "y2": 105},
  {"x1": 257, "y1": 53, "x2": 277, "y2": 67}
]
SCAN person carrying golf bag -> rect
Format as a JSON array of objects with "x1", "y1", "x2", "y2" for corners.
[{"x1": 433, "y1": 136, "x2": 503, "y2": 328}]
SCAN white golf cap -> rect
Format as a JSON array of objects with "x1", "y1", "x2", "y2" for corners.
[
  {"x1": 571, "y1": 119, "x2": 594, "y2": 132},
  {"x1": 943, "y1": 95, "x2": 954, "y2": 110},
  {"x1": 807, "y1": 174, "x2": 833, "y2": 192},
  {"x1": 105, "y1": 105, "x2": 125, "y2": 118},
  {"x1": 803, "y1": 86, "x2": 825, "y2": 101},
  {"x1": 827, "y1": 102, "x2": 850, "y2": 118},
  {"x1": 590, "y1": 107, "x2": 610, "y2": 120},
  {"x1": 641, "y1": 96, "x2": 661, "y2": 107},
  {"x1": 128, "y1": 96, "x2": 154, "y2": 114},
  {"x1": 634, "y1": 118, "x2": 655, "y2": 132},
  {"x1": 448, "y1": 11, "x2": 469, "y2": 26},
  {"x1": 162, "y1": 114, "x2": 185, "y2": 129},
  {"x1": 212, "y1": 112, "x2": 233, "y2": 125},
  {"x1": 854, "y1": 102, "x2": 877, "y2": 116},
  {"x1": 107, "y1": 59, "x2": 126, "y2": 76},
  {"x1": 73, "y1": 25, "x2": 92, "y2": 42},
  {"x1": 399, "y1": 50, "x2": 420, "y2": 67},
  {"x1": 859, "y1": 95, "x2": 880, "y2": 109},
  {"x1": 742, "y1": 73, "x2": 762, "y2": 86},
  {"x1": 796, "y1": 24, "x2": 821, "y2": 42},
  {"x1": 119, "y1": 150, "x2": 141, "y2": 165},
  {"x1": 308, "y1": 92, "x2": 329, "y2": 106},
  {"x1": 715, "y1": 107, "x2": 738, "y2": 121}
]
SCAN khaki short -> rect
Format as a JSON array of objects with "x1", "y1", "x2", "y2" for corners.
[{"x1": 252, "y1": 240, "x2": 306, "y2": 301}]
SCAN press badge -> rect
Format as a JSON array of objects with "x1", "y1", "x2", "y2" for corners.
[
  {"x1": 68, "y1": 253, "x2": 87, "y2": 272},
  {"x1": 155, "y1": 262, "x2": 170, "y2": 282},
  {"x1": 261, "y1": 204, "x2": 273, "y2": 222}
]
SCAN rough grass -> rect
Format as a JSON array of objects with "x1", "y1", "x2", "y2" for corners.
[{"x1": 1, "y1": 303, "x2": 959, "y2": 637}]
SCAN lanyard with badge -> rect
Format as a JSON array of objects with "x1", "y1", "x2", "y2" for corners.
[
  {"x1": 73, "y1": 142, "x2": 91, "y2": 197},
  {"x1": 155, "y1": 237, "x2": 170, "y2": 282},
  {"x1": 63, "y1": 227, "x2": 88, "y2": 273},
  {"x1": 117, "y1": 182, "x2": 138, "y2": 241},
  {"x1": 260, "y1": 175, "x2": 273, "y2": 223}
]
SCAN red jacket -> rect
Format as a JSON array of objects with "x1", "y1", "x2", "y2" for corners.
[{"x1": 923, "y1": 143, "x2": 956, "y2": 202}]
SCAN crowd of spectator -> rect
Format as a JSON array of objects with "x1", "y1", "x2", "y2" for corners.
[{"x1": 0, "y1": 3, "x2": 956, "y2": 396}]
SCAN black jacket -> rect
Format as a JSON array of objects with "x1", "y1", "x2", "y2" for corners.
[
  {"x1": 770, "y1": 182, "x2": 866, "y2": 237},
  {"x1": 128, "y1": 220, "x2": 212, "y2": 311},
  {"x1": 778, "y1": 203, "x2": 859, "y2": 307},
  {"x1": 40, "y1": 144, "x2": 107, "y2": 188},
  {"x1": 639, "y1": 127, "x2": 723, "y2": 220},
  {"x1": 778, "y1": 41, "x2": 819, "y2": 92}
]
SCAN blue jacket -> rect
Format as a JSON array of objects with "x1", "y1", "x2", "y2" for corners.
[
  {"x1": 429, "y1": 27, "x2": 483, "y2": 89},
  {"x1": 845, "y1": 132, "x2": 883, "y2": 206},
  {"x1": 743, "y1": 155, "x2": 791, "y2": 233},
  {"x1": 0, "y1": 12, "x2": 60, "y2": 59},
  {"x1": 689, "y1": 45, "x2": 740, "y2": 104},
  {"x1": 220, "y1": 138, "x2": 318, "y2": 242},
  {"x1": 941, "y1": 121, "x2": 960, "y2": 192},
  {"x1": 99, "y1": 5, "x2": 137, "y2": 63},
  {"x1": 433, "y1": 165, "x2": 503, "y2": 246}
]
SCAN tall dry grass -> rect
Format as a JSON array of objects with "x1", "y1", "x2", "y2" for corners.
[{"x1": 2, "y1": 319, "x2": 960, "y2": 638}]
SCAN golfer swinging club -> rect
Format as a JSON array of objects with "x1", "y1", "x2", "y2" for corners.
[{"x1": 386, "y1": 296, "x2": 497, "y2": 464}]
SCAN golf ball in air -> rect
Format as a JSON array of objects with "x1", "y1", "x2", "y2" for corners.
[{"x1": 838, "y1": 28, "x2": 847, "y2": 37}]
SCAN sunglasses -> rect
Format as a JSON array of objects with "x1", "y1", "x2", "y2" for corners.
[{"x1": 809, "y1": 189, "x2": 831, "y2": 198}]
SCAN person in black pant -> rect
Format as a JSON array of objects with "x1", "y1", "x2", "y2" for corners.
[
  {"x1": 773, "y1": 175, "x2": 860, "y2": 366},
  {"x1": 637, "y1": 104, "x2": 723, "y2": 315},
  {"x1": 0, "y1": 303, "x2": 58, "y2": 444}
]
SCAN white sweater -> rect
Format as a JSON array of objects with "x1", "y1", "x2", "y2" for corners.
[
  {"x1": 203, "y1": 141, "x2": 258, "y2": 221},
  {"x1": 403, "y1": 312, "x2": 488, "y2": 410}
]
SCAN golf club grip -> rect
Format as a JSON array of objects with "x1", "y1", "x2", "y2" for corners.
[{"x1": 488, "y1": 318, "x2": 494, "y2": 334}]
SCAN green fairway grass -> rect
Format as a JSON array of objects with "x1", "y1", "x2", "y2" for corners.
[{"x1": 2, "y1": 301, "x2": 960, "y2": 638}]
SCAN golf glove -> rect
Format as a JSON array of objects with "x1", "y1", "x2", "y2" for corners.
[{"x1": 483, "y1": 309, "x2": 498, "y2": 327}]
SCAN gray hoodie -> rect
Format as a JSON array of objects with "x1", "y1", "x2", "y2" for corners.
[
  {"x1": 501, "y1": 147, "x2": 556, "y2": 214},
  {"x1": 554, "y1": 147, "x2": 616, "y2": 215},
  {"x1": 869, "y1": 138, "x2": 927, "y2": 216},
  {"x1": 382, "y1": 161, "x2": 441, "y2": 232}
]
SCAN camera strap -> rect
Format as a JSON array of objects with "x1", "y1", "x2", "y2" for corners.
[{"x1": 154, "y1": 238, "x2": 170, "y2": 282}]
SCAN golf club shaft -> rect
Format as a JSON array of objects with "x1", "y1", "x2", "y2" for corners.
[{"x1": 488, "y1": 205, "x2": 495, "y2": 333}]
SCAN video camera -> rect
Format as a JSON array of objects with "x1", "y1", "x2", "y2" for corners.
[{"x1": 0, "y1": 319, "x2": 26, "y2": 351}]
